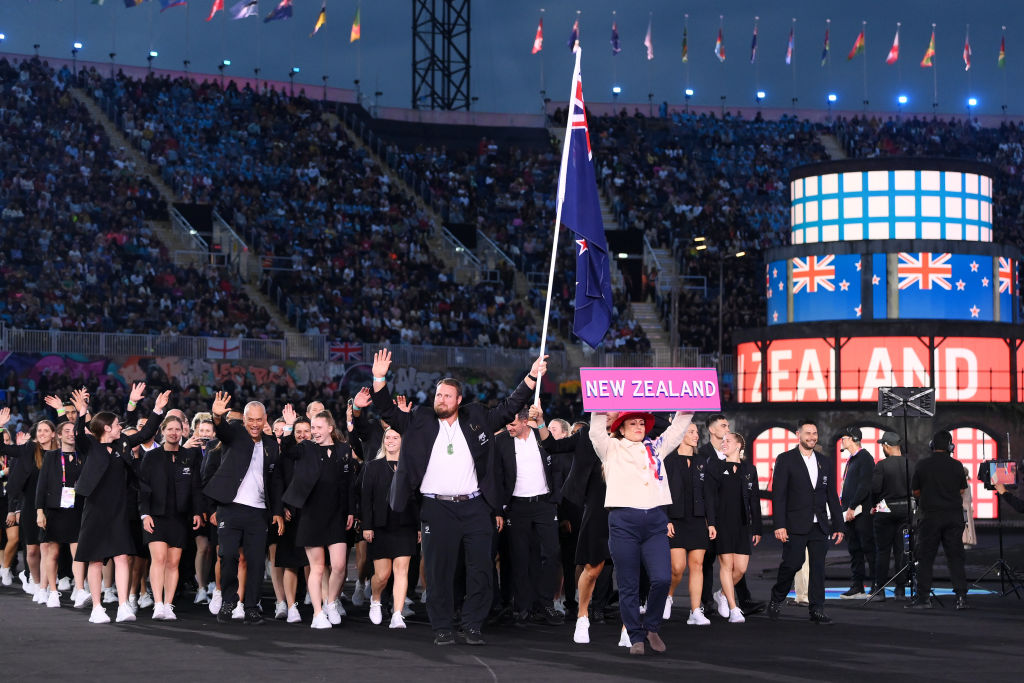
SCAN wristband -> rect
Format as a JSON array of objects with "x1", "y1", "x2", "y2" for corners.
[
  {"x1": 373, "y1": 376, "x2": 387, "y2": 382},
  {"x1": 536, "y1": 422, "x2": 546, "y2": 429},
  {"x1": 56, "y1": 408, "x2": 66, "y2": 417},
  {"x1": 527, "y1": 374, "x2": 537, "y2": 382},
  {"x1": 283, "y1": 425, "x2": 293, "y2": 433},
  {"x1": 127, "y1": 401, "x2": 137, "y2": 410}
]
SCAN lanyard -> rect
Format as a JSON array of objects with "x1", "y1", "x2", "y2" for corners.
[
  {"x1": 60, "y1": 451, "x2": 74, "y2": 485},
  {"x1": 643, "y1": 440, "x2": 664, "y2": 482}
]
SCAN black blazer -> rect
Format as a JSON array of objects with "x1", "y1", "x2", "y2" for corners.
[
  {"x1": 2, "y1": 443, "x2": 41, "y2": 513},
  {"x1": 496, "y1": 428, "x2": 565, "y2": 506},
  {"x1": 841, "y1": 448, "x2": 874, "y2": 511},
  {"x1": 35, "y1": 448, "x2": 88, "y2": 510},
  {"x1": 203, "y1": 419, "x2": 284, "y2": 517},
  {"x1": 139, "y1": 447, "x2": 203, "y2": 518},
  {"x1": 361, "y1": 457, "x2": 418, "y2": 531},
  {"x1": 664, "y1": 452, "x2": 708, "y2": 519},
  {"x1": 352, "y1": 410, "x2": 385, "y2": 461},
  {"x1": 76, "y1": 412, "x2": 160, "y2": 498},
  {"x1": 373, "y1": 379, "x2": 534, "y2": 512},
  {"x1": 541, "y1": 431, "x2": 596, "y2": 507},
  {"x1": 705, "y1": 459, "x2": 763, "y2": 533},
  {"x1": 771, "y1": 448, "x2": 844, "y2": 536},
  {"x1": 281, "y1": 437, "x2": 355, "y2": 515}
]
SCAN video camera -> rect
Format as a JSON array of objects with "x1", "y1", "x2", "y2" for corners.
[{"x1": 978, "y1": 459, "x2": 1019, "y2": 491}]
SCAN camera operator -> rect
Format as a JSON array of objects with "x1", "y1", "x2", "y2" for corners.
[
  {"x1": 906, "y1": 431, "x2": 968, "y2": 611},
  {"x1": 869, "y1": 432, "x2": 909, "y2": 601},
  {"x1": 993, "y1": 481, "x2": 1024, "y2": 513}
]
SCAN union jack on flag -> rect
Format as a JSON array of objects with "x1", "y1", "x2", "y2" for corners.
[
  {"x1": 792, "y1": 255, "x2": 835, "y2": 293},
  {"x1": 898, "y1": 252, "x2": 953, "y2": 290},
  {"x1": 329, "y1": 341, "x2": 363, "y2": 362},
  {"x1": 999, "y1": 257, "x2": 1014, "y2": 294}
]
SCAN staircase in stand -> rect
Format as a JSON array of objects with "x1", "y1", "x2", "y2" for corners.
[{"x1": 818, "y1": 132, "x2": 848, "y2": 160}]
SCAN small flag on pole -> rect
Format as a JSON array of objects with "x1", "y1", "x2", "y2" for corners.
[
  {"x1": 311, "y1": 1, "x2": 326, "y2": 36},
  {"x1": 264, "y1": 0, "x2": 292, "y2": 23},
  {"x1": 963, "y1": 29, "x2": 972, "y2": 71},
  {"x1": 750, "y1": 19, "x2": 758, "y2": 64},
  {"x1": 568, "y1": 18, "x2": 579, "y2": 52},
  {"x1": 206, "y1": 0, "x2": 223, "y2": 21},
  {"x1": 785, "y1": 27, "x2": 794, "y2": 65},
  {"x1": 160, "y1": 0, "x2": 187, "y2": 10},
  {"x1": 821, "y1": 22, "x2": 830, "y2": 66},
  {"x1": 681, "y1": 25, "x2": 688, "y2": 63},
  {"x1": 532, "y1": 16, "x2": 543, "y2": 54},
  {"x1": 230, "y1": 0, "x2": 257, "y2": 19},
  {"x1": 644, "y1": 16, "x2": 654, "y2": 60},
  {"x1": 848, "y1": 29, "x2": 865, "y2": 60},
  {"x1": 715, "y1": 26, "x2": 725, "y2": 62},
  {"x1": 556, "y1": 48, "x2": 613, "y2": 348},
  {"x1": 611, "y1": 20, "x2": 620, "y2": 55},
  {"x1": 999, "y1": 30, "x2": 1006, "y2": 68},
  {"x1": 921, "y1": 29, "x2": 936, "y2": 68},
  {"x1": 124, "y1": 0, "x2": 147, "y2": 7},
  {"x1": 886, "y1": 24, "x2": 900, "y2": 64},
  {"x1": 350, "y1": 7, "x2": 361, "y2": 42}
]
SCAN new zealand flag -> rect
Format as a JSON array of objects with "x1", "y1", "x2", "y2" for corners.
[{"x1": 558, "y1": 48, "x2": 613, "y2": 348}]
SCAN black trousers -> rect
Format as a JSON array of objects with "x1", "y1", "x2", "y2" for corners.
[
  {"x1": 846, "y1": 511, "x2": 876, "y2": 586},
  {"x1": 872, "y1": 509, "x2": 909, "y2": 589},
  {"x1": 420, "y1": 496, "x2": 493, "y2": 632},
  {"x1": 560, "y1": 501, "x2": 582, "y2": 612},
  {"x1": 771, "y1": 526, "x2": 828, "y2": 609},
  {"x1": 217, "y1": 503, "x2": 268, "y2": 610},
  {"x1": 507, "y1": 498, "x2": 560, "y2": 613},
  {"x1": 702, "y1": 540, "x2": 753, "y2": 604},
  {"x1": 916, "y1": 509, "x2": 967, "y2": 597}
]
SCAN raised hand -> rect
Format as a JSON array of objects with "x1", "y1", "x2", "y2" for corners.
[
  {"x1": 182, "y1": 434, "x2": 203, "y2": 449},
  {"x1": 281, "y1": 403, "x2": 298, "y2": 426},
  {"x1": 212, "y1": 391, "x2": 231, "y2": 418},
  {"x1": 530, "y1": 354, "x2": 549, "y2": 379},
  {"x1": 153, "y1": 389, "x2": 172, "y2": 413},
  {"x1": 352, "y1": 387, "x2": 372, "y2": 409},
  {"x1": 129, "y1": 382, "x2": 146, "y2": 405},
  {"x1": 43, "y1": 395, "x2": 64, "y2": 412},
  {"x1": 70, "y1": 388, "x2": 89, "y2": 417},
  {"x1": 528, "y1": 403, "x2": 544, "y2": 425},
  {"x1": 0, "y1": 407, "x2": 9, "y2": 428},
  {"x1": 371, "y1": 349, "x2": 392, "y2": 381},
  {"x1": 396, "y1": 395, "x2": 412, "y2": 413},
  {"x1": 15, "y1": 432, "x2": 29, "y2": 446}
]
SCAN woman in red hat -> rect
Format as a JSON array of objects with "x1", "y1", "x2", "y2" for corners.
[{"x1": 590, "y1": 409, "x2": 692, "y2": 656}]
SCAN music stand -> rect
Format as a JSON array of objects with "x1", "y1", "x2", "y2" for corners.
[{"x1": 863, "y1": 387, "x2": 940, "y2": 606}]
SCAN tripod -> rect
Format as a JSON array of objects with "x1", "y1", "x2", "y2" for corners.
[
  {"x1": 970, "y1": 443, "x2": 1024, "y2": 599},
  {"x1": 863, "y1": 387, "x2": 943, "y2": 607}
]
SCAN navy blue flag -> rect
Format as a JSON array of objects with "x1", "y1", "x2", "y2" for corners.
[
  {"x1": 264, "y1": 0, "x2": 292, "y2": 22},
  {"x1": 567, "y1": 19, "x2": 579, "y2": 51},
  {"x1": 557, "y1": 48, "x2": 613, "y2": 348},
  {"x1": 897, "y1": 252, "x2": 994, "y2": 321},
  {"x1": 611, "y1": 21, "x2": 621, "y2": 55},
  {"x1": 766, "y1": 260, "x2": 788, "y2": 324},
  {"x1": 791, "y1": 253, "x2": 862, "y2": 322}
]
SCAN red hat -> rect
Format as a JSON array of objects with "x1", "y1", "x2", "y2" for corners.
[{"x1": 609, "y1": 412, "x2": 656, "y2": 436}]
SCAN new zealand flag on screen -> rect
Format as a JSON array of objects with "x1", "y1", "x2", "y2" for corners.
[
  {"x1": 559, "y1": 49, "x2": 613, "y2": 348},
  {"x1": 791, "y1": 254, "x2": 862, "y2": 322},
  {"x1": 766, "y1": 260, "x2": 788, "y2": 325},
  {"x1": 897, "y1": 252, "x2": 993, "y2": 321}
]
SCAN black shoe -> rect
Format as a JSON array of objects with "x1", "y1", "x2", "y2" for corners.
[
  {"x1": 464, "y1": 628, "x2": 486, "y2": 646},
  {"x1": 434, "y1": 630, "x2": 455, "y2": 646},
  {"x1": 869, "y1": 587, "x2": 887, "y2": 602},
  {"x1": 955, "y1": 595, "x2": 969, "y2": 610},
  {"x1": 217, "y1": 602, "x2": 236, "y2": 624},
  {"x1": 840, "y1": 586, "x2": 867, "y2": 599},
  {"x1": 809, "y1": 609, "x2": 833, "y2": 624},
  {"x1": 243, "y1": 607, "x2": 264, "y2": 625},
  {"x1": 590, "y1": 608, "x2": 606, "y2": 624},
  {"x1": 514, "y1": 610, "x2": 532, "y2": 626},
  {"x1": 904, "y1": 598, "x2": 933, "y2": 610},
  {"x1": 766, "y1": 600, "x2": 782, "y2": 620},
  {"x1": 739, "y1": 600, "x2": 765, "y2": 616},
  {"x1": 542, "y1": 605, "x2": 565, "y2": 626}
]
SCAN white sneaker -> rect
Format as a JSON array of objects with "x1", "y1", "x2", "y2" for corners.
[
  {"x1": 401, "y1": 603, "x2": 414, "y2": 618},
  {"x1": 352, "y1": 581, "x2": 366, "y2": 607},
  {"x1": 310, "y1": 611, "x2": 332, "y2": 629},
  {"x1": 231, "y1": 602, "x2": 244, "y2": 620},
  {"x1": 18, "y1": 570, "x2": 31, "y2": 593},
  {"x1": 102, "y1": 587, "x2": 118, "y2": 604},
  {"x1": 336, "y1": 600, "x2": 348, "y2": 617},
  {"x1": 46, "y1": 591, "x2": 61, "y2": 608},
  {"x1": 714, "y1": 590, "x2": 729, "y2": 619},
  {"x1": 127, "y1": 594, "x2": 139, "y2": 613},
  {"x1": 638, "y1": 602, "x2": 647, "y2": 615},
  {"x1": 687, "y1": 606, "x2": 711, "y2": 625},
  {"x1": 0, "y1": 567, "x2": 11, "y2": 586},
  {"x1": 89, "y1": 606, "x2": 111, "y2": 624},
  {"x1": 369, "y1": 600, "x2": 383, "y2": 625},
  {"x1": 33, "y1": 587, "x2": 49, "y2": 604},
  {"x1": 274, "y1": 600, "x2": 287, "y2": 620},
  {"x1": 194, "y1": 587, "x2": 209, "y2": 605},
  {"x1": 389, "y1": 611, "x2": 407, "y2": 629},
  {"x1": 115, "y1": 603, "x2": 136, "y2": 623},
  {"x1": 573, "y1": 616, "x2": 590, "y2": 644},
  {"x1": 57, "y1": 576, "x2": 72, "y2": 591},
  {"x1": 663, "y1": 595, "x2": 673, "y2": 620},
  {"x1": 138, "y1": 592, "x2": 154, "y2": 609},
  {"x1": 163, "y1": 604, "x2": 177, "y2": 621},
  {"x1": 208, "y1": 590, "x2": 223, "y2": 615},
  {"x1": 325, "y1": 599, "x2": 342, "y2": 625},
  {"x1": 618, "y1": 626, "x2": 630, "y2": 647},
  {"x1": 73, "y1": 590, "x2": 93, "y2": 609},
  {"x1": 287, "y1": 603, "x2": 301, "y2": 623},
  {"x1": 554, "y1": 596, "x2": 566, "y2": 615},
  {"x1": 303, "y1": 591, "x2": 312, "y2": 605},
  {"x1": 152, "y1": 602, "x2": 166, "y2": 620},
  {"x1": 728, "y1": 607, "x2": 745, "y2": 623}
]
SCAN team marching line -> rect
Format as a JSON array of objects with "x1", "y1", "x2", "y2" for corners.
[{"x1": 2, "y1": 350, "x2": 1007, "y2": 655}]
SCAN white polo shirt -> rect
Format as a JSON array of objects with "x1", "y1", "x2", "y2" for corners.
[
  {"x1": 512, "y1": 430, "x2": 549, "y2": 498},
  {"x1": 420, "y1": 417, "x2": 479, "y2": 496}
]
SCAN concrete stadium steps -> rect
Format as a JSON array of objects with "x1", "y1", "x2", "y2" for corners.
[
  {"x1": 818, "y1": 131, "x2": 848, "y2": 160},
  {"x1": 629, "y1": 301, "x2": 673, "y2": 365}
]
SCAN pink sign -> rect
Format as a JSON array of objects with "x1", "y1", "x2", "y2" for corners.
[{"x1": 579, "y1": 367, "x2": 721, "y2": 412}]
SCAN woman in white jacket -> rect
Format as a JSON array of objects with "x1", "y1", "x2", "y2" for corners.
[{"x1": 590, "y1": 410, "x2": 691, "y2": 656}]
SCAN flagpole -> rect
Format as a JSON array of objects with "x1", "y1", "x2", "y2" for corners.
[
  {"x1": 1002, "y1": 26, "x2": 1008, "y2": 116},
  {"x1": 965, "y1": 24, "x2": 971, "y2": 108},
  {"x1": 826, "y1": 18, "x2": 832, "y2": 93},
  {"x1": 932, "y1": 23, "x2": 938, "y2": 114},
  {"x1": 791, "y1": 18, "x2": 797, "y2": 111},
  {"x1": 753, "y1": 16, "x2": 759, "y2": 98},
  {"x1": 861, "y1": 21, "x2": 868, "y2": 111},
  {"x1": 535, "y1": 46, "x2": 583, "y2": 403},
  {"x1": 684, "y1": 13, "x2": 690, "y2": 93},
  {"x1": 322, "y1": 1, "x2": 329, "y2": 101},
  {"x1": 647, "y1": 11, "x2": 654, "y2": 117},
  {"x1": 611, "y1": 10, "x2": 617, "y2": 92},
  {"x1": 539, "y1": 7, "x2": 546, "y2": 109}
]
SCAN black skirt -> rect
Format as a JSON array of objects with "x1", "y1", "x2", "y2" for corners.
[
  {"x1": 714, "y1": 522, "x2": 754, "y2": 555},
  {"x1": 40, "y1": 505, "x2": 83, "y2": 545},
  {"x1": 574, "y1": 503, "x2": 611, "y2": 566},
  {"x1": 144, "y1": 513, "x2": 188, "y2": 549},
  {"x1": 274, "y1": 510, "x2": 309, "y2": 569},
  {"x1": 19, "y1": 507, "x2": 41, "y2": 546},
  {"x1": 296, "y1": 481, "x2": 349, "y2": 548},
  {"x1": 669, "y1": 515, "x2": 710, "y2": 551},
  {"x1": 368, "y1": 523, "x2": 418, "y2": 561}
]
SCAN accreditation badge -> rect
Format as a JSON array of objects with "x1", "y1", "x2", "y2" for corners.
[{"x1": 60, "y1": 486, "x2": 76, "y2": 509}]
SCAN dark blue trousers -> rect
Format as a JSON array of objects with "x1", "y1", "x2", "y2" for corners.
[{"x1": 608, "y1": 507, "x2": 671, "y2": 645}]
